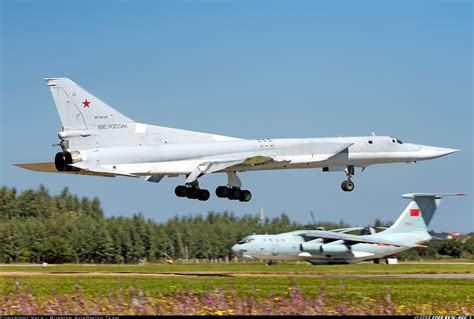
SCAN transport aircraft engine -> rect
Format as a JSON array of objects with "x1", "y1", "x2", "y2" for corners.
[
  {"x1": 319, "y1": 243, "x2": 350, "y2": 254},
  {"x1": 300, "y1": 242, "x2": 323, "y2": 253}
]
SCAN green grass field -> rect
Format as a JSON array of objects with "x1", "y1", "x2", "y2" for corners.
[
  {"x1": 1, "y1": 263, "x2": 473, "y2": 315},
  {"x1": 1, "y1": 275, "x2": 472, "y2": 305},
  {"x1": 0, "y1": 261, "x2": 473, "y2": 274}
]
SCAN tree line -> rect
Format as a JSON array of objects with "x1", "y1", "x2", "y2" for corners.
[{"x1": 0, "y1": 186, "x2": 472, "y2": 263}]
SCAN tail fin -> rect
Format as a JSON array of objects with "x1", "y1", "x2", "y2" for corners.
[
  {"x1": 45, "y1": 78, "x2": 134, "y2": 131},
  {"x1": 383, "y1": 193, "x2": 465, "y2": 234},
  {"x1": 45, "y1": 78, "x2": 240, "y2": 150}
]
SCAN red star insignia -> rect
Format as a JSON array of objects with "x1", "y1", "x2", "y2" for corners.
[{"x1": 82, "y1": 99, "x2": 91, "y2": 108}]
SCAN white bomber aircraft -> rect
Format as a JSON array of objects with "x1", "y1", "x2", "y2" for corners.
[{"x1": 16, "y1": 78, "x2": 458, "y2": 202}]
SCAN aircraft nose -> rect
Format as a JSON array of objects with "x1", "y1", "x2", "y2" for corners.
[
  {"x1": 411, "y1": 144, "x2": 459, "y2": 160},
  {"x1": 435, "y1": 147, "x2": 459, "y2": 156},
  {"x1": 231, "y1": 244, "x2": 241, "y2": 256}
]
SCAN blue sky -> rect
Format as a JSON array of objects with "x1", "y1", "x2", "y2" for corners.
[{"x1": 1, "y1": 0, "x2": 472, "y2": 232}]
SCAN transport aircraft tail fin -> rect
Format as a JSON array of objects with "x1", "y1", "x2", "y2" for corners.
[{"x1": 382, "y1": 193, "x2": 465, "y2": 234}]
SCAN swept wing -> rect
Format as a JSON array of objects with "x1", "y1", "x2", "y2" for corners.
[
  {"x1": 303, "y1": 230, "x2": 415, "y2": 248},
  {"x1": 185, "y1": 142, "x2": 353, "y2": 184}
]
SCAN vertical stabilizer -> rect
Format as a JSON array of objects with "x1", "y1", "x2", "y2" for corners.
[
  {"x1": 383, "y1": 193, "x2": 464, "y2": 234},
  {"x1": 45, "y1": 78, "x2": 134, "y2": 131}
]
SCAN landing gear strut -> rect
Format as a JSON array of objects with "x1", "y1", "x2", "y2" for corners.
[
  {"x1": 175, "y1": 181, "x2": 210, "y2": 201},
  {"x1": 341, "y1": 165, "x2": 355, "y2": 192},
  {"x1": 216, "y1": 172, "x2": 252, "y2": 202}
]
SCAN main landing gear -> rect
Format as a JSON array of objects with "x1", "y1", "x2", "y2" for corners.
[
  {"x1": 215, "y1": 186, "x2": 252, "y2": 202},
  {"x1": 174, "y1": 171, "x2": 252, "y2": 202},
  {"x1": 175, "y1": 182, "x2": 210, "y2": 201},
  {"x1": 216, "y1": 171, "x2": 252, "y2": 202},
  {"x1": 341, "y1": 165, "x2": 355, "y2": 192}
]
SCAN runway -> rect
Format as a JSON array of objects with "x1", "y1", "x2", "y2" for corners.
[{"x1": 0, "y1": 271, "x2": 472, "y2": 279}]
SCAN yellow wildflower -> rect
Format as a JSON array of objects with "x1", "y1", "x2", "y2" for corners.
[{"x1": 214, "y1": 310, "x2": 226, "y2": 316}]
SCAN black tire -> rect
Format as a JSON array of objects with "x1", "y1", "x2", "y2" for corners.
[
  {"x1": 239, "y1": 190, "x2": 252, "y2": 202},
  {"x1": 175, "y1": 185, "x2": 188, "y2": 197},
  {"x1": 198, "y1": 189, "x2": 210, "y2": 201},
  {"x1": 216, "y1": 186, "x2": 229, "y2": 198},
  {"x1": 228, "y1": 188, "x2": 241, "y2": 200},
  {"x1": 186, "y1": 187, "x2": 199, "y2": 199},
  {"x1": 345, "y1": 180, "x2": 354, "y2": 192},
  {"x1": 341, "y1": 180, "x2": 348, "y2": 191}
]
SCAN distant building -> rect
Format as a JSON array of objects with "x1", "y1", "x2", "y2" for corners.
[
  {"x1": 428, "y1": 230, "x2": 471, "y2": 242},
  {"x1": 428, "y1": 230, "x2": 451, "y2": 241},
  {"x1": 448, "y1": 232, "x2": 470, "y2": 242}
]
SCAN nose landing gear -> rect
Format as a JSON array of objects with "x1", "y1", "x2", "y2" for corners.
[{"x1": 341, "y1": 165, "x2": 355, "y2": 192}]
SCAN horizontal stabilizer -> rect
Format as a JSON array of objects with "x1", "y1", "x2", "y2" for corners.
[
  {"x1": 401, "y1": 193, "x2": 466, "y2": 199},
  {"x1": 15, "y1": 162, "x2": 115, "y2": 177}
]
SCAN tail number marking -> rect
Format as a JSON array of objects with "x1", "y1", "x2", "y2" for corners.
[{"x1": 97, "y1": 124, "x2": 128, "y2": 130}]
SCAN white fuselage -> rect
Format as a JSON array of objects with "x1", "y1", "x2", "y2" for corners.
[
  {"x1": 75, "y1": 136, "x2": 455, "y2": 176},
  {"x1": 232, "y1": 231, "x2": 431, "y2": 265}
]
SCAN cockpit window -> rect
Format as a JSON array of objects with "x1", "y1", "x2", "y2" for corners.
[
  {"x1": 390, "y1": 137, "x2": 404, "y2": 144},
  {"x1": 238, "y1": 236, "x2": 255, "y2": 244}
]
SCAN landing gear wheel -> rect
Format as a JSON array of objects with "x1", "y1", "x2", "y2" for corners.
[
  {"x1": 186, "y1": 187, "x2": 199, "y2": 199},
  {"x1": 216, "y1": 186, "x2": 230, "y2": 198},
  {"x1": 175, "y1": 185, "x2": 188, "y2": 197},
  {"x1": 239, "y1": 190, "x2": 252, "y2": 202},
  {"x1": 345, "y1": 180, "x2": 354, "y2": 192},
  {"x1": 341, "y1": 180, "x2": 347, "y2": 191},
  {"x1": 228, "y1": 188, "x2": 241, "y2": 200},
  {"x1": 341, "y1": 165, "x2": 355, "y2": 192},
  {"x1": 341, "y1": 180, "x2": 354, "y2": 192},
  {"x1": 197, "y1": 189, "x2": 210, "y2": 201}
]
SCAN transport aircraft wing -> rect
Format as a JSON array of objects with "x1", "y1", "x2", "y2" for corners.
[
  {"x1": 15, "y1": 162, "x2": 117, "y2": 177},
  {"x1": 303, "y1": 230, "x2": 415, "y2": 248}
]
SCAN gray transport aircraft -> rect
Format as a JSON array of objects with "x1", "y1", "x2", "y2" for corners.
[
  {"x1": 232, "y1": 193, "x2": 464, "y2": 264},
  {"x1": 17, "y1": 78, "x2": 458, "y2": 202}
]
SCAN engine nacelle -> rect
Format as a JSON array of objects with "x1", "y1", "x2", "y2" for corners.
[
  {"x1": 54, "y1": 151, "x2": 82, "y2": 171},
  {"x1": 300, "y1": 241, "x2": 323, "y2": 253},
  {"x1": 241, "y1": 254, "x2": 257, "y2": 261},
  {"x1": 320, "y1": 243, "x2": 350, "y2": 254}
]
